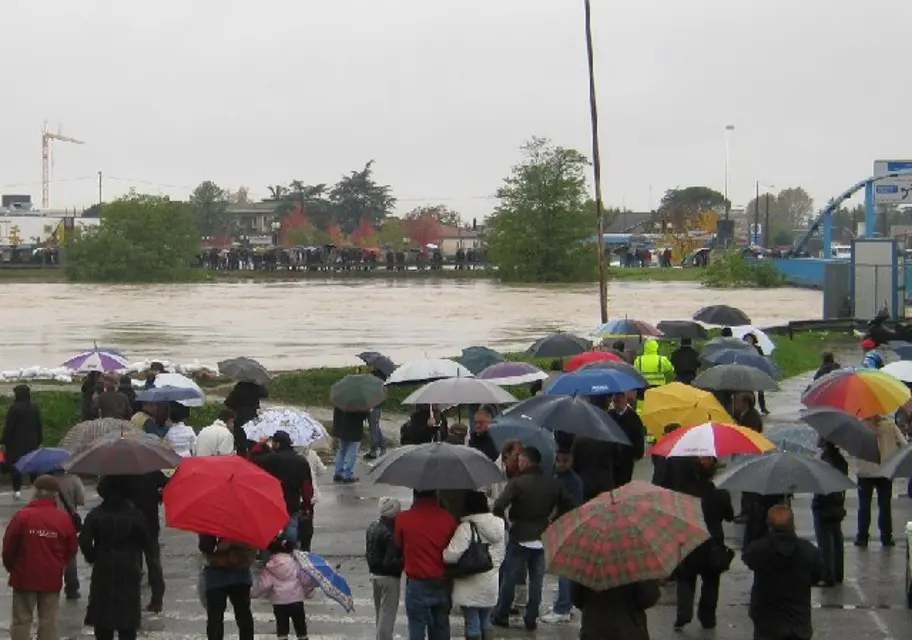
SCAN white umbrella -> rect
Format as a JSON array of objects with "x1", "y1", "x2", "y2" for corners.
[
  {"x1": 402, "y1": 378, "x2": 518, "y2": 406},
  {"x1": 729, "y1": 325, "x2": 776, "y2": 354},
  {"x1": 883, "y1": 361, "x2": 912, "y2": 383},
  {"x1": 153, "y1": 373, "x2": 205, "y2": 407},
  {"x1": 385, "y1": 358, "x2": 473, "y2": 386},
  {"x1": 243, "y1": 407, "x2": 328, "y2": 447}
]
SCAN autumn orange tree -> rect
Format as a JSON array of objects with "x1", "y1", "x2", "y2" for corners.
[
  {"x1": 405, "y1": 215, "x2": 444, "y2": 248},
  {"x1": 350, "y1": 218, "x2": 379, "y2": 247},
  {"x1": 280, "y1": 205, "x2": 313, "y2": 246},
  {"x1": 327, "y1": 222, "x2": 347, "y2": 245}
]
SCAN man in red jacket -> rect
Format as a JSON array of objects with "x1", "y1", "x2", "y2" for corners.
[{"x1": 2, "y1": 474, "x2": 78, "y2": 640}]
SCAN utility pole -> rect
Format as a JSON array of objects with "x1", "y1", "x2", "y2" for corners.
[
  {"x1": 583, "y1": 0, "x2": 608, "y2": 323},
  {"x1": 764, "y1": 193, "x2": 771, "y2": 248},
  {"x1": 754, "y1": 180, "x2": 760, "y2": 245},
  {"x1": 97, "y1": 171, "x2": 103, "y2": 206}
]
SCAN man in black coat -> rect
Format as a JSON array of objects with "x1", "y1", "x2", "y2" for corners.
[
  {"x1": 1, "y1": 384, "x2": 43, "y2": 500},
  {"x1": 608, "y1": 393, "x2": 645, "y2": 487},
  {"x1": 121, "y1": 471, "x2": 167, "y2": 612},
  {"x1": 743, "y1": 504, "x2": 823, "y2": 640},
  {"x1": 251, "y1": 430, "x2": 314, "y2": 544},
  {"x1": 468, "y1": 407, "x2": 499, "y2": 461},
  {"x1": 670, "y1": 338, "x2": 701, "y2": 384}
]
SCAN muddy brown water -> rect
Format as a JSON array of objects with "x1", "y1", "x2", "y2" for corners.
[{"x1": 0, "y1": 280, "x2": 822, "y2": 369}]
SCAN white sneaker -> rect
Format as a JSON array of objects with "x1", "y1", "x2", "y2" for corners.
[
  {"x1": 13, "y1": 491, "x2": 21, "y2": 501},
  {"x1": 540, "y1": 612, "x2": 572, "y2": 624}
]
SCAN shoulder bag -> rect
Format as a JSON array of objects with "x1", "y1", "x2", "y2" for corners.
[{"x1": 445, "y1": 522, "x2": 493, "y2": 578}]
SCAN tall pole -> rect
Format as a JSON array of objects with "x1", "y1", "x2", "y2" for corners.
[
  {"x1": 754, "y1": 180, "x2": 760, "y2": 245},
  {"x1": 724, "y1": 125, "x2": 734, "y2": 220},
  {"x1": 97, "y1": 171, "x2": 103, "y2": 206},
  {"x1": 764, "y1": 193, "x2": 771, "y2": 249},
  {"x1": 584, "y1": 0, "x2": 608, "y2": 323}
]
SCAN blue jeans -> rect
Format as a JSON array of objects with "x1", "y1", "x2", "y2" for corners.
[
  {"x1": 495, "y1": 541, "x2": 545, "y2": 626},
  {"x1": 463, "y1": 606, "x2": 493, "y2": 636},
  {"x1": 405, "y1": 578, "x2": 450, "y2": 640},
  {"x1": 813, "y1": 513, "x2": 844, "y2": 584},
  {"x1": 369, "y1": 407, "x2": 384, "y2": 452},
  {"x1": 553, "y1": 577, "x2": 572, "y2": 614},
  {"x1": 334, "y1": 439, "x2": 359, "y2": 479},
  {"x1": 282, "y1": 512, "x2": 300, "y2": 544}
]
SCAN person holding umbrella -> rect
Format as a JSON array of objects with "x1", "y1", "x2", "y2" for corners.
[
  {"x1": 812, "y1": 439, "x2": 849, "y2": 586},
  {"x1": 2, "y1": 384, "x2": 44, "y2": 501},
  {"x1": 224, "y1": 381, "x2": 268, "y2": 455},
  {"x1": 670, "y1": 338, "x2": 701, "y2": 384},
  {"x1": 743, "y1": 333, "x2": 770, "y2": 414},
  {"x1": 331, "y1": 408, "x2": 367, "y2": 484},
  {"x1": 855, "y1": 414, "x2": 906, "y2": 547},
  {"x1": 250, "y1": 430, "x2": 314, "y2": 544},
  {"x1": 48, "y1": 465, "x2": 86, "y2": 600}
]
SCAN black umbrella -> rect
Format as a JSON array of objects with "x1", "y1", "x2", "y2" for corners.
[
  {"x1": 713, "y1": 451, "x2": 855, "y2": 495},
  {"x1": 876, "y1": 445, "x2": 912, "y2": 478},
  {"x1": 218, "y1": 357, "x2": 272, "y2": 386},
  {"x1": 699, "y1": 337, "x2": 755, "y2": 359},
  {"x1": 368, "y1": 442, "x2": 503, "y2": 490},
  {"x1": 656, "y1": 320, "x2": 709, "y2": 340},
  {"x1": 357, "y1": 351, "x2": 397, "y2": 378},
  {"x1": 799, "y1": 407, "x2": 880, "y2": 463},
  {"x1": 693, "y1": 305, "x2": 751, "y2": 326},
  {"x1": 526, "y1": 333, "x2": 592, "y2": 359},
  {"x1": 693, "y1": 364, "x2": 779, "y2": 392},
  {"x1": 65, "y1": 432, "x2": 181, "y2": 476},
  {"x1": 502, "y1": 395, "x2": 631, "y2": 444}
]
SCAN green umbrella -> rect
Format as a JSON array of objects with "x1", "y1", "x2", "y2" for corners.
[
  {"x1": 330, "y1": 374, "x2": 387, "y2": 412},
  {"x1": 459, "y1": 346, "x2": 506, "y2": 375}
]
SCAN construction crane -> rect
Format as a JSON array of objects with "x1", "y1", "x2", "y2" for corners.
[{"x1": 41, "y1": 121, "x2": 84, "y2": 209}]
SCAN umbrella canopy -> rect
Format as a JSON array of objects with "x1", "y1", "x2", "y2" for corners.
[
  {"x1": 476, "y1": 361, "x2": 549, "y2": 386},
  {"x1": 699, "y1": 337, "x2": 755, "y2": 359},
  {"x1": 503, "y1": 395, "x2": 631, "y2": 444},
  {"x1": 488, "y1": 416, "x2": 557, "y2": 471},
  {"x1": 458, "y1": 346, "x2": 506, "y2": 375},
  {"x1": 882, "y1": 360, "x2": 912, "y2": 383},
  {"x1": 368, "y1": 442, "x2": 504, "y2": 490},
  {"x1": 65, "y1": 432, "x2": 181, "y2": 476},
  {"x1": 402, "y1": 377, "x2": 517, "y2": 406},
  {"x1": 153, "y1": 373, "x2": 205, "y2": 407},
  {"x1": 641, "y1": 383, "x2": 734, "y2": 437},
  {"x1": 702, "y1": 349, "x2": 781, "y2": 378},
  {"x1": 293, "y1": 551, "x2": 354, "y2": 613},
  {"x1": 564, "y1": 351, "x2": 624, "y2": 373},
  {"x1": 543, "y1": 481, "x2": 709, "y2": 590},
  {"x1": 889, "y1": 341, "x2": 912, "y2": 361},
  {"x1": 594, "y1": 319, "x2": 663, "y2": 337},
  {"x1": 656, "y1": 320, "x2": 708, "y2": 340},
  {"x1": 357, "y1": 351, "x2": 397, "y2": 378},
  {"x1": 62, "y1": 350, "x2": 128, "y2": 373},
  {"x1": 693, "y1": 364, "x2": 779, "y2": 392},
  {"x1": 526, "y1": 333, "x2": 592, "y2": 359},
  {"x1": 59, "y1": 418, "x2": 143, "y2": 454},
  {"x1": 802, "y1": 368, "x2": 911, "y2": 418},
  {"x1": 650, "y1": 421, "x2": 775, "y2": 458},
  {"x1": 578, "y1": 360, "x2": 649, "y2": 386},
  {"x1": 729, "y1": 325, "x2": 776, "y2": 354},
  {"x1": 218, "y1": 357, "x2": 272, "y2": 386},
  {"x1": 136, "y1": 385, "x2": 204, "y2": 404},
  {"x1": 766, "y1": 426, "x2": 820, "y2": 456},
  {"x1": 243, "y1": 408, "x2": 328, "y2": 447},
  {"x1": 14, "y1": 447, "x2": 71, "y2": 474},
  {"x1": 875, "y1": 445, "x2": 912, "y2": 478},
  {"x1": 547, "y1": 369, "x2": 646, "y2": 397},
  {"x1": 385, "y1": 358, "x2": 473, "y2": 386},
  {"x1": 693, "y1": 305, "x2": 751, "y2": 326},
  {"x1": 714, "y1": 451, "x2": 856, "y2": 495},
  {"x1": 330, "y1": 374, "x2": 387, "y2": 412},
  {"x1": 163, "y1": 455, "x2": 288, "y2": 548},
  {"x1": 799, "y1": 406, "x2": 880, "y2": 462}
]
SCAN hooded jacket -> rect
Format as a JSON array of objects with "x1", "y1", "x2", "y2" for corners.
[
  {"x1": 743, "y1": 529, "x2": 823, "y2": 640},
  {"x1": 857, "y1": 416, "x2": 906, "y2": 477},
  {"x1": 1, "y1": 385, "x2": 43, "y2": 462},
  {"x1": 633, "y1": 340, "x2": 673, "y2": 387},
  {"x1": 251, "y1": 551, "x2": 313, "y2": 605},
  {"x1": 366, "y1": 516, "x2": 403, "y2": 577},
  {"x1": 442, "y1": 513, "x2": 506, "y2": 608}
]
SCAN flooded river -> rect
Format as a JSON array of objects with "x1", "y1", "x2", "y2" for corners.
[{"x1": 0, "y1": 280, "x2": 822, "y2": 370}]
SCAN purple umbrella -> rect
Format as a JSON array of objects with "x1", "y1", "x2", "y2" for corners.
[
  {"x1": 62, "y1": 350, "x2": 128, "y2": 373},
  {"x1": 476, "y1": 362, "x2": 550, "y2": 386}
]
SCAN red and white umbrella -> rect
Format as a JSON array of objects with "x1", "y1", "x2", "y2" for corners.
[{"x1": 650, "y1": 421, "x2": 775, "y2": 458}]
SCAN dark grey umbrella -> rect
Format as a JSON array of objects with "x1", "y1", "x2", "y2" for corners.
[
  {"x1": 693, "y1": 305, "x2": 751, "y2": 326},
  {"x1": 502, "y1": 395, "x2": 632, "y2": 445},
  {"x1": 713, "y1": 451, "x2": 855, "y2": 495},
  {"x1": 368, "y1": 442, "x2": 504, "y2": 490},
  {"x1": 699, "y1": 337, "x2": 754, "y2": 359},
  {"x1": 799, "y1": 407, "x2": 880, "y2": 463},
  {"x1": 357, "y1": 351, "x2": 397, "y2": 378},
  {"x1": 218, "y1": 357, "x2": 272, "y2": 386},
  {"x1": 65, "y1": 432, "x2": 182, "y2": 476},
  {"x1": 526, "y1": 333, "x2": 592, "y2": 359},
  {"x1": 693, "y1": 364, "x2": 779, "y2": 392},
  {"x1": 656, "y1": 320, "x2": 709, "y2": 340},
  {"x1": 873, "y1": 445, "x2": 912, "y2": 479}
]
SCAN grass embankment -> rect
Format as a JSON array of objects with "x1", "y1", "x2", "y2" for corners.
[{"x1": 0, "y1": 330, "x2": 854, "y2": 446}]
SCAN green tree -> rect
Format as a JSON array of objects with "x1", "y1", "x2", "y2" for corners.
[
  {"x1": 330, "y1": 161, "x2": 396, "y2": 234},
  {"x1": 189, "y1": 181, "x2": 230, "y2": 236},
  {"x1": 377, "y1": 217, "x2": 409, "y2": 247},
  {"x1": 404, "y1": 205, "x2": 462, "y2": 227},
  {"x1": 265, "y1": 185, "x2": 287, "y2": 201},
  {"x1": 658, "y1": 186, "x2": 727, "y2": 231},
  {"x1": 66, "y1": 193, "x2": 201, "y2": 283},
  {"x1": 776, "y1": 187, "x2": 814, "y2": 229},
  {"x1": 287, "y1": 182, "x2": 334, "y2": 230},
  {"x1": 486, "y1": 137, "x2": 595, "y2": 282}
]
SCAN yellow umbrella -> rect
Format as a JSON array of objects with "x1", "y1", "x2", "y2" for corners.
[{"x1": 641, "y1": 382, "x2": 734, "y2": 438}]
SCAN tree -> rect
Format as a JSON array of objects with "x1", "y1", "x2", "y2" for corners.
[
  {"x1": 279, "y1": 204, "x2": 313, "y2": 246},
  {"x1": 657, "y1": 186, "x2": 725, "y2": 257},
  {"x1": 265, "y1": 185, "x2": 288, "y2": 201},
  {"x1": 327, "y1": 222, "x2": 346, "y2": 245},
  {"x1": 377, "y1": 217, "x2": 409, "y2": 248},
  {"x1": 330, "y1": 161, "x2": 396, "y2": 234},
  {"x1": 350, "y1": 218, "x2": 379, "y2": 247},
  {"x1": 485, "y1": 137, "x2": 594, "y2": 282},
  {"x1": 82, "y1": 203, "x2": 102, "y2": 218},
  {"x1": 66, "y1": 193, "x2": 200, "y2": 283},
  {"x1": 405, "y1": 214, "x2": 444, "y2": 247},
  {"x1": 227, "y1": 186, "x2": 251, "y2": 204},
  {"x1": 287, "y1": 182, "x2": 334, "y2": 230},
  {"x1": 776, "y1": 187, "x2": 814, "y2": 229},
  {"x1": 7, "y1": 224, "x2": 21, "y2": 246},
  {"x1": 189, "y1": 180, "x2": 230, "y2": 236},
  {"x1": 404, "y1": 205, "x2": 461, "y2": 228}
]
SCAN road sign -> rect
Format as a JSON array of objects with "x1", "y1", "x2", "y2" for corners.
[{"x1": 873, "y1": 160, "x2": 912, "y2": 203}]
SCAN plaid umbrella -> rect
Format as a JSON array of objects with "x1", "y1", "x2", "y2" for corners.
[
  {"x1": 543, "y1": 481, "x2": 709, "y2": 590},
  {"x1": 58, "y1": 418, "x2": 143, "y2": 454}
]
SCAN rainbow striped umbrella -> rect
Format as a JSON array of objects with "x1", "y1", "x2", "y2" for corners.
[
  {"x1": 802, "y1": 368, "x2": 911, "y2": 418},
  {"x1": 650, "y1": 421, "x2": 775, "y2": 458}
]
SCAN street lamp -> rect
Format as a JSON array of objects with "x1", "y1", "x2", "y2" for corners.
[
  {"x1": 724, "y1": 125, "x2": 735, "y2": 219},
  {"x1": 583, "y1": 0, "x2": 608, "y2": 323},
  {"x1": 271, "y1": 220, "x2": 281, "y2": 246}
]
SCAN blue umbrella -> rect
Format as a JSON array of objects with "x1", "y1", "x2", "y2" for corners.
[
  {"x1": 547, "y1": 369, "x2": 645, "y2": 396},
  {"x1": 488, "y1": 416, "x2": 557, "y2": 472},
  {"x1": 890, "y1": 341, "x2": 912, "y2": 361},
  {"x1": 703, "y1": 349, "x2": 781, "y2": 378},
  {"x1": 14, "y1": 448, "x2": 71, "y2": 474},
  {"x1": 293, "y1": 551, "x2": 354, "y2": 612},
  {"x1": 135, "y1": 385, "x2": 204, "y2": 404},
  {"x1": 767, "y1": 426, "x2": 819, "y2": 455}
]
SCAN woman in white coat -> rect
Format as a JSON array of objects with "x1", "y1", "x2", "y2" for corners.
[{"x1": 443, "y1": 491, "x2": 507, "y2": 640}]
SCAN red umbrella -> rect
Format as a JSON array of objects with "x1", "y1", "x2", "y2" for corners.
[
  {"x1": 162, "y1": 455, "x2": 288, "y2": 549},
  {"x1": 564, "y1": 350, "x2": 624, "y2": 372}
]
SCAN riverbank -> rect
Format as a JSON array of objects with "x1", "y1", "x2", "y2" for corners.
[{"x1": 0, "y1": 330, "x2": 854, "y2": 446}]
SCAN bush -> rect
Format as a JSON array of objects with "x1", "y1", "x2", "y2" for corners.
[{"x1": 701, "y1": 250, "x2": 785, "y2": 288}]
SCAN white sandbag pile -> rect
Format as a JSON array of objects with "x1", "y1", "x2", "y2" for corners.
[
  {"x1": 0, "y1": 359, "x2": 219, "y2": 384},
  {"x1": 0, "y1": 366, "x2": 74, "y2": 383}
]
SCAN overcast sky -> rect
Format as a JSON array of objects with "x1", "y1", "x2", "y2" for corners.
[{"x1": 2, "y1": 0, "x2": 909, "y2": 221}]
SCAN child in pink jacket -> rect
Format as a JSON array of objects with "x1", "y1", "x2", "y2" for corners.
[{"x1": 251, "y1": 539, "x2": 314, "y2": 640}]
